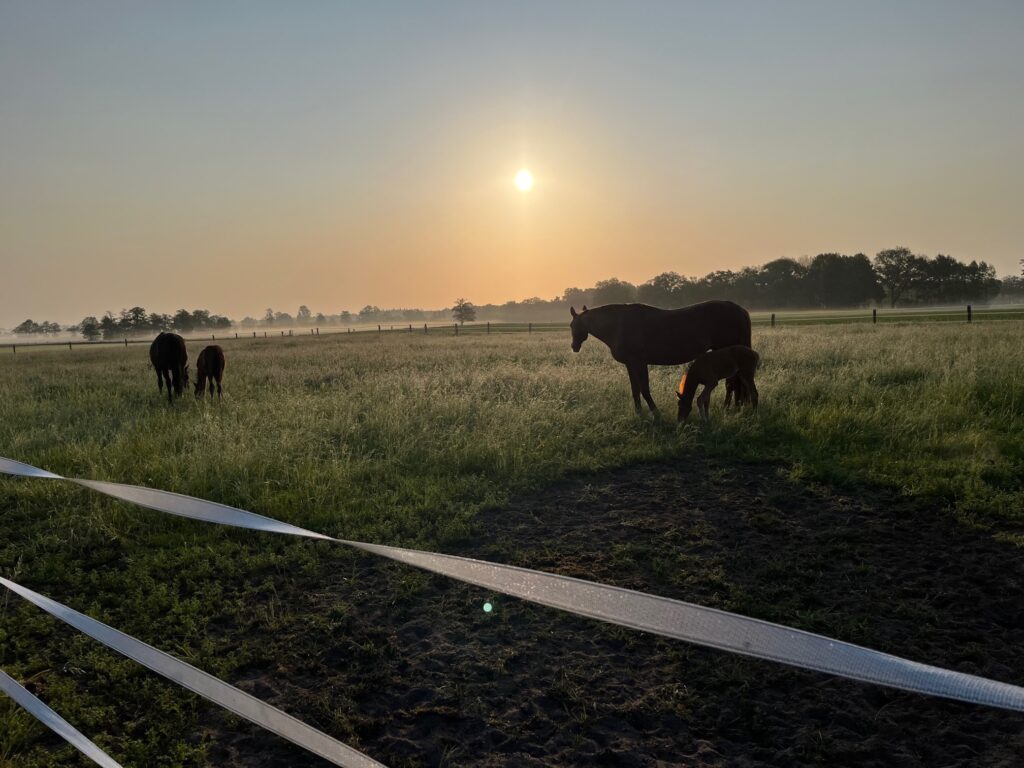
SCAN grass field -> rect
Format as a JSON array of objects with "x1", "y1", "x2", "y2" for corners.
[{"x1": 1, "y1": 320, "x2": 1022, "y2": 766}]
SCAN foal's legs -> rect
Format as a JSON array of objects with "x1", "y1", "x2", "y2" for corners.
[
  {"x1": 698, "y1": 382, "x2": 716, "y2": 421},
  {"x1": 741, "y1": 375, "x2": 758, "y2": 408}
]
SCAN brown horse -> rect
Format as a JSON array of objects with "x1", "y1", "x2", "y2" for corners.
[
  {"x1": 677, "y1": 345, "x2": 760, "y2": 422},
  {"x1": 149, "y1": 332, "x2": 189, "y2": 403},
  {"x1": 569, "y1": 300, "x2": 751, "y2": 413},
  {"x1": 195, "y1": 345, "x2": 225, "y2": 399}
]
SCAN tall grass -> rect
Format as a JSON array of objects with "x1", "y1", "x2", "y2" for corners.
[{"x1": 0, "y1": 321, "x2": 1021, "y2": 765}]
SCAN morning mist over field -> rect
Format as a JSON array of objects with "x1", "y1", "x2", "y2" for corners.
[{"x1": 2, "y1": 1, "x2": 1023, "y2": 328}]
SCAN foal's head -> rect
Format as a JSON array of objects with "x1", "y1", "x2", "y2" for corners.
[
  {"x1": 676, "y1": 374, "x2": 694, "y2": 422},
  {"x1": 569, "y1": 305, "x2": 589, "y2": 352}
]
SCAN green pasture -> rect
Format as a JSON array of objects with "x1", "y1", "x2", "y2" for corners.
[{"x1": 0, "y1": 320, "x2": 1022, "y2": 765}]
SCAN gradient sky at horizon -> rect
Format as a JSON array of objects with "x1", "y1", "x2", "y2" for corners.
[{"x1": 2, "y1": 1, "x2": 1022, "y2": 326}]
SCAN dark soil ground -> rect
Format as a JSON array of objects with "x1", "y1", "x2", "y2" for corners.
[{"x1": 198, "y1": 457, "x2": 1024, "y2": 768}]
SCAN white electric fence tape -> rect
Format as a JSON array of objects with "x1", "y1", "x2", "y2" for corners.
[
  {"x1": 0, "y1": 577, "x2": 384, "y2": 768},
  {"x1": 0, "y1": 669, "x2": 123, "y2": 768},
  {"x1": 3, "y1": 456, "x2": 1024, "y2": 717}
]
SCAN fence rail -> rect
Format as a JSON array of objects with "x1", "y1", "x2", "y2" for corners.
[{"x1": 5, "y1": 304, "x2": 1024, "y2": 353}]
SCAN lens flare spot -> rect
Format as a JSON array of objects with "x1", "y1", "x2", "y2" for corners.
[{"x1": 483, "y1": 601, "x2": 494, "y2": 613}]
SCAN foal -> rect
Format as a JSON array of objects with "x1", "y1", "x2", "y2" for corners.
[
  {"x1": 194, "y1": 345, "x2": 226, "y2": 400},
  {"x1": 677, "y1": 345, "x2": 759, "y2": 422}
]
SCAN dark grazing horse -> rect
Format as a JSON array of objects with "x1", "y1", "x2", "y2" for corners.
[
  {"x1": 569, "y1": 300, "x2": 752, "y2": 413},
  {"x1": 149, "y1": 332, "x2": 189, "y2": 403},
  {"x1": 195, "y1": 345, "x2": 225, "y2": 400}
]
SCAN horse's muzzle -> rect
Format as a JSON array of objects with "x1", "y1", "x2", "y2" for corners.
[{"x1": 571, "y1": 342, "x2": 581, "y2": 353}]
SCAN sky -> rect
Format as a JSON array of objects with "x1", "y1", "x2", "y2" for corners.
[{"x1": 2, "y1": 1, "x2": 1023, "y2": 327}]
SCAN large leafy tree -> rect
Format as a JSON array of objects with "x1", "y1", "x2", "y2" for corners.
[
  {"x1": 873, "y1": 247, "x2": 919, "y2": 307},
  {"x1": 452, "y1": 298, "x2": 476, "y2": 324}
]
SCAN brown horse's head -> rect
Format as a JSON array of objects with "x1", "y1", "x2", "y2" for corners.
[{"x1": 569, "y1": 305, "x2": 589, "y2": 352}]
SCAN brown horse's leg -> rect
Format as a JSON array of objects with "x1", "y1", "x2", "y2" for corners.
[
  {"x1": 636, "y1": 364, "x2": 658, "y2": 414},
  {"x1": 215, "y1": 374, "x2": 222, "y2": 399},
  {"x1": 162, "y1": 370, "x2": 173, "y2": 403},
  {"x1": 156, "y1": 369, "x2": 164, "y2": 394},
  {"x1": 625, "y1": 363, "x2": 642, "y2": 412}
]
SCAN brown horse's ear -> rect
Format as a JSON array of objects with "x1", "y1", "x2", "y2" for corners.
[
  {"x1": 582, "y1": 305, "x2": 588, "y2": 312},
  {"x1": 570, "y1": 306, "x2": 577, "y2": 317}
]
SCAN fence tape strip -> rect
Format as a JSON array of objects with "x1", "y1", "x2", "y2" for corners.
[
  {"x1": 0, "y1": 669, "x2": 123, "y2": 768},
  {"x1": 3, "y1": 457, "x2": 1024, "y2": 714},
  {"x1": 0, "y1": 578, "x2": 384, "y2": 768}
]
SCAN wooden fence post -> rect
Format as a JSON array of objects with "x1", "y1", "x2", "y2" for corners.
[
  {"x1": 967, "y1": 304, "x2": 972, "y2": 323},
  {"x1": 68, "y1": 342, "x2": 72, "y2": 351},
  {"x1": 770, "y1": 313, "x2": 775, "y2": 328},
  {"x1": 487, "y1": 321, "x2": 490, "y2": 334},
  {"x1": 378, "y1": 324, "x2": 381, "y2": 334},
  {"x1": 872, "y1": 308, "x2": 877, "y2": 324},
  {"x1": 424, "y1": 323, "x2": 428, "y2": 334},
  {"x1": 528, "y1": 322, "x2": 532, "y2": 334},
  {"x1": 124, "y1": 338, "x2": 128, "y2": 347},
  {"x1": 264, "y1": 331, "x2": 267, "y2": 338},
  {"x1": 455, "y1": 323, "x2": 459, "y2": 336}
]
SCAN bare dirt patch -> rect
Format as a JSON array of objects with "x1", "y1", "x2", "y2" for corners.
[{"x1": 203, "y1": 457, "x2": 1024, "y2": 767}]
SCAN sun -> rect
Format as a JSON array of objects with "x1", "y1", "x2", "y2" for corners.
[{"x1": 514, "y1": 169, "x2": 534, "y2": 192}]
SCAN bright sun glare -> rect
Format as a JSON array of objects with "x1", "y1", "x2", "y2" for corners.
[{"x1": 515, "y1": 169, "x2": 534, "y2": 192}]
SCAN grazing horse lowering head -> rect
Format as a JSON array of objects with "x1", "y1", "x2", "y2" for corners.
[{"x1": 569, "y1": 305, "x2": 589, "y2": 352}]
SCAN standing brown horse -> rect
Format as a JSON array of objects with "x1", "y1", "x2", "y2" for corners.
[
  {"x1": 195, "y1": 345, "x2": 225, "y2": 400},
  {"x1": 569, "y1": 300, "x2": 751, "y2": 413},
  {"x1": 149, "y1": 332, "x2": 189, "y2": 403}
]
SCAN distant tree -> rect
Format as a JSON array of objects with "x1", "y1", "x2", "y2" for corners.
[
  {"x1": 592, "y1": 278, "x2": 637, "y2": 305},
  {"x1": 13, "y1": 319, "x2": 40, "y2": 334},
  {"x1": 100, "y1": 312, "x2": 119, "y2": 340},
  {"x1": 806, "y1": 253, "x2": 883, "y2": 307},
  {"x1": 315, "y1": 312, "x2": 326, "y2": 325},
  {"x1": 358, "y1": 305, "x2": 380, "y2": 321},
  {"x1": 77, "y1": 319, "x2": 100, "y2": 342},
  {"x1": 452, "y1": 298, "x2": 476, "y2": 324},
  {"x1": 239, "y1": 316, "x2": 257, "y2": 327},
  {"x1": 274, "y1": 311, "x2": 293, "y2": 325},
  {"x1": 562, "y1": 287, "x2": 593, "y2": 308},
  {"x1": 173, "y1": 309, "x2": 195, "y2": 333},
  {"x1": 754, "y1": 258, "x2": 809, "y2": 307},
  {"x1": 339, "y1": 310, "x2": 352, "y2": 324},
  {"x1": 638, "y1": 272, "x2": 687, "y2": 307},
  {"x1": 297, "y1": 305, "x2": 312, "y2": 324},
  {"x1": 263, "y1": 308, "x2": 275, "y2": 326},
  {"x1": 147, "y1": 312, "x2": 172, "y2": 331},
  {"x1": 874, "y1": 247, "x2": 919, "y2": 307}
]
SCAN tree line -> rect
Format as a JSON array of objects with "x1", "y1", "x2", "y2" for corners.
[{"x1": 7, "y1": 249, "x2": 1021, "y2": 339}]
